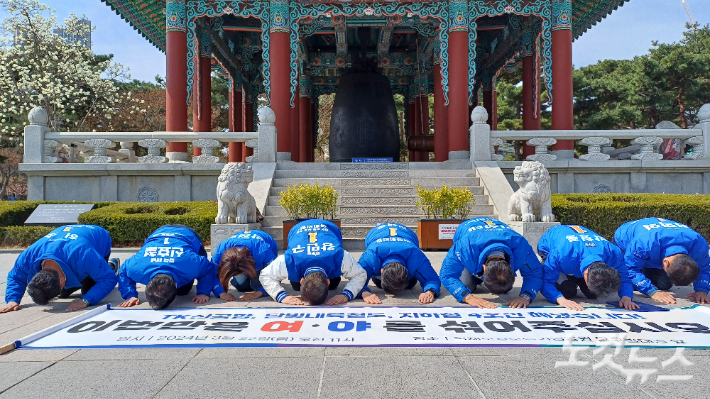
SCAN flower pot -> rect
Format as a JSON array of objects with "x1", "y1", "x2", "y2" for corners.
[
  {"x1": 282, "y1": 219, "x2": 342, "y2": 249},
  {"x1": 417, "y1": 219, "x2": 462, "y2": 251}
]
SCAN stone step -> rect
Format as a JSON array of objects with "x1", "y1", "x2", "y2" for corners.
[
  {"x1": 268, "y1": 185, "x2": 485, "y2": 196},
  {"x1": 266, "y1": 194, "x2": 489, "y2": 207},
  {"x1": 261, "y1": 215, "x2": 427, "y2": 227},
  {"x1": 275, "y1": 162, "x2": 473, "y2": 171},
  {"x1": 273, "y1": 169, "x2": 479, "y2": 179},
  {"x1": 272, "y1": 177, "x2": 481, "y2": 187},
  {"x1": 264, "y1": 204, "x2": 494, "y2": 218}
]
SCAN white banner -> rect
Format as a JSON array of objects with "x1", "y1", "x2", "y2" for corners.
[
  {"x1": 438, "y1": 224, "x2": 459, "y2": 240},
  {"x1": 20, "y1": 306, "x2": 710, "y2": 349}
]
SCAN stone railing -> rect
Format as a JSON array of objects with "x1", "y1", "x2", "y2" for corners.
[
  {"x1": 23, "y1": 106, "x2": 277, "y2": 164},
  {"x1": 470, "y1": 104, "x2": 710, "y2": 162}
]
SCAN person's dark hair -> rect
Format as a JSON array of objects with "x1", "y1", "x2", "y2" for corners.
[
  {"x1": 145, "y1": 274, "x2": 177, "y2": 310},
  {"x1": 381, "y1": 262, "x2": 409, "y2": 295},
  {"x1": 667, "y1": 254, "x2": 700, "y2": 286},
  {"x1": 586, "y1": 262, "x2": 621, "y2": 298},
  {"x1": 301, "y1": 272, "x2": 329, "y2": 305},
  {"x1": 217, "y1": 246, "x2": 257, "y2": 291},
  {"x1": 483, "y1": 258, "x2": 515, "y2": 294},
  {"x1": 27, "y1": 269, "x2": 61, "y2": 305}
]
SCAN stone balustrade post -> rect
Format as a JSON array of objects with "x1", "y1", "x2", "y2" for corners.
[
  {"x1": 245, "y1": 139, "x2": 258, "y2": 163},
  {"x1": 469, "y1": 106, "x2": 491, "y2": 162},
  {"x1": 525, "y1": 138, "x2": 557, "y2": 161},
  {"x1": 24, "y1": 107, "x2": 50, "y2": 163},
  {"x1": 631, "y1": 136, "x2": 663, "y2": 160},
  {"x1": 579, "y1": 137, "x2": 612, "y2": 161},
  {"x1": 43, "y1": 140, "x2": 61, "y2": 163},
  {"x1": 192, "y1": 139, "x2": 221, "y2": 163},
  {"x1": 255, "y1": 107, "x2": 276, "y2": 162},
  {"x1": 84, "y1": 139, "x2": 115, "y2": 163},
  {"x1": 490, "y1": 138, "x2": 504, "y2": 161},
  {"x1": 138, "y1": 139, "x2": 168, "y2": 163},
  {"x1": 697, "y1": 104, "x2": 710, "y2": 160},
  {"x1": 118, "y1": 142, "x2": 136, "y2": 163}
]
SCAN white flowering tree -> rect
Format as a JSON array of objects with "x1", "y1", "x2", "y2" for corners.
[{"x1": 0, "y1": 0, "x2": 127, "y2": 139}]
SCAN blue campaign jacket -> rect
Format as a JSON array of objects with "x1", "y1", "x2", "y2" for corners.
[
  {"x1": 5, "y1": 225, "x2": 116, "y2": 305},
  {"x1": 211, "y1": 230, "x2": 278, "y2": 295},
  {"x1": 537, "y1": 225, "x2": 633, "y2": 302},
  {"x1": 358, "y1": 223, "x2": 441, "y2": 295},
  {"x1": 118, "y1": 226, "x2": 223, "y2": 300},
  {"x1": 283, "y1": 219, "x2": 344, "y2": 282},
  {"x1": 613, "y1": 217, "x2": 710, "y2": 296},
  {"x1": 440, "y1": 217, "x2": 543, "y2": 302}
]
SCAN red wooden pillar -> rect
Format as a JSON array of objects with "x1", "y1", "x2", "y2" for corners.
[
  {"x1": 407, "y1": 100, "x2": 416, "y2": 161},
  {"x1": 522, "y1": 55, "x2": 540, "y2": 158},
  {"x1": 299, "y1": 98, "x2": 311, "y2": 163},
  {"x1": 311, "y1": 99, "x2": 317, "y2": 162},
  {"x1": 192, "y1": 31, "x2": 213, "y2": 157},
  {"x1": 290, "y1": 82, "x2": 300, "y2": 162},
  {"x1": 243, "y1": 87, "x2": 254, "y2": 162},
  {"x1": 447, "y1": 29, "x2": 469, "y2": 159},
  {"x1": 270, "y1": 0, "x2": 291, "y2": 160},
  {"x1": 551, "y1": 0, "x2": 574, "y2": 156},
  {"x1": 165, "y1": 0, "x2": 188, "y2": 161},
  {"x1": 483, "y1": 89, "x2": 493, "y2": 127},
  {"x1": 228, "y1": 78, "x2": 243, "y2": 162},
  {"x1": 433, "y1": 63, "x2": 448, "y2": 162}
]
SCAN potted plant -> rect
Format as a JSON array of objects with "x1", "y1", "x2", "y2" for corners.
[
  {"x1": 416, "y1": 185, "x2": 476, "y2": 250},
  {"x1": 278, "y1": 182, "x2": 339, "y2": 248}
]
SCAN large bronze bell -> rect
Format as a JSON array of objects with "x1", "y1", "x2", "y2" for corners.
[{"x1": 328, "y1": 72, "x2": 400, "y2": 162}]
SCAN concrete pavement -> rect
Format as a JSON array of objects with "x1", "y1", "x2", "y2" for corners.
[{"x1": 0, "y1": 249, "x2": 708, "y2": 398}]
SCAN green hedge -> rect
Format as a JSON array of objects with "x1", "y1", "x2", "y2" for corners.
[
  {"x1": 0, "y1": 226, "x2": 55, "y2": 247},
  {"x1": 552, "y1": 194, "x2": 710, "y2": 239},
  {"x1": 77, "y1": 201, "x2": 218, "y2": 245}
]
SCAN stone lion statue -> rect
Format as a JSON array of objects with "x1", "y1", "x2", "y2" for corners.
[
  {"x1": 508, "y1": 161, "x2": 555, "y2": 223},
  {"x1": 215, "y1": 163, "x2": 257, "y2": 224}
]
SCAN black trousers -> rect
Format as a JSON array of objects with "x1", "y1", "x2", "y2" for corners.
[
  {"x1": 642, "y1": 268, "x2": 673, "y2": 290},
  {"x1": 556, "y1": 275, "x2": 598, "y2": 300},
  {"x1": 372, "y1": 276, "x2": 418, "y2": 290},
  {"x1": 290, "y1": 277, "x2": 341, "y2": 291},
  {"x1": 176, "y1": 279, "x2": 195, "y2": 296}
]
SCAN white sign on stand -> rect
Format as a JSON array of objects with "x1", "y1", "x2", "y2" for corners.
[{"x1": 438, "y1": 224, "x2": 459, "y2": 240}]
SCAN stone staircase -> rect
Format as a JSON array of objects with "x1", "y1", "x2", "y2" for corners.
[{"x1": 261, "y1": 162, "x2": 496, "y2": 250}]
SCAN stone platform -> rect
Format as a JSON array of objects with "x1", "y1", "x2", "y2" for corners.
[{"x1": 210, "y1": 223, "x2": 262, "y2": 248}]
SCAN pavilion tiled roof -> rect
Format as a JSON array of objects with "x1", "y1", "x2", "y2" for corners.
[{"x1": 101, "y1": 0, "x2": 631, "y2": 53}]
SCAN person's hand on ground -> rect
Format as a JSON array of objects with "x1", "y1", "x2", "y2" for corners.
[
  {"x1": 281, "y1": 296, "x2": 304, "y2": 305},
  {"x1": 239, "y1": 291, "x2": 264, "y2": 301},
  {"x1": 686, "y1": 291, "x2": 710, "y2": 304},
  {"x1": 192, "y1": 294, "x2": 210, "y2": 304},
  {"x1": 0, "y1": 302, "x2": 21, "y2": 313},
  {"x1": 118, "y1": 297, "x2": 140, "y2": 308},
  {"x1": 362, "y1": 292, "x2": 382, "y2": 304},
  {"x1": 419, "y1": 291, "x2": 435, "y2": 304},
  {"x1": 219, "y1": 292, "x2": 236, "y2": 301},
  {"x1": 619, "y1": 296, "x2": 640, "y2": 311},
  {"x1": 557, "y1": 297, "x2": 584, "y2": 311},
  {"x1": 651, "y1": 291, "x2": 676, "y2": 304},
  {"x1": 464, "y1": 294, "x2": 497, "y2": 309},
  {"x1": 507, "y1": 296, "x2": 530, "y2": 309},
  {"x1": 325, "y1": 294, "x2": 349, "y2": 306},
  {"x1": 65, "y1": 299, "x2": 88, "y2": 312}
]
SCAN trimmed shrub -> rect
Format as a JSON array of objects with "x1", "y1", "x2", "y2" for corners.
[
  {"x1": 77, "y1": 201, "x2": 218, "y2": 245},
  {"x1": 0, "y1": 226, "x2": 55, "y2": 247},
  {"x1": 552, "y1": 194, "x2": 710, "y2": 239}
]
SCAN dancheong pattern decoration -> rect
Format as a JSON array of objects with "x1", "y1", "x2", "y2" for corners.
[{"x1": 102, "y1": 0, "x2": 632, "y2": 52}]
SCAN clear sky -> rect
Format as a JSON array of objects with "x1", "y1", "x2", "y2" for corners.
[{"x1": 2, "y1": 0, "x2": 708, "y2": 82}]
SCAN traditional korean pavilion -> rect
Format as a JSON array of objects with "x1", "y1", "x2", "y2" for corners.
[{"x1": 101, "y1": 0, "x2": 630, "y2": 162}]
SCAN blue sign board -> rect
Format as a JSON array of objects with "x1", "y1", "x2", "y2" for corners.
[{"x1": 352, "y1": 158, "x2": 393, "y2": 163}]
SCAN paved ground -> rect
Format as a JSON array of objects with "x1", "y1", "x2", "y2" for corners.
[{"x1": 0, "y1": 249, "x2": 708, "y2": 398}]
